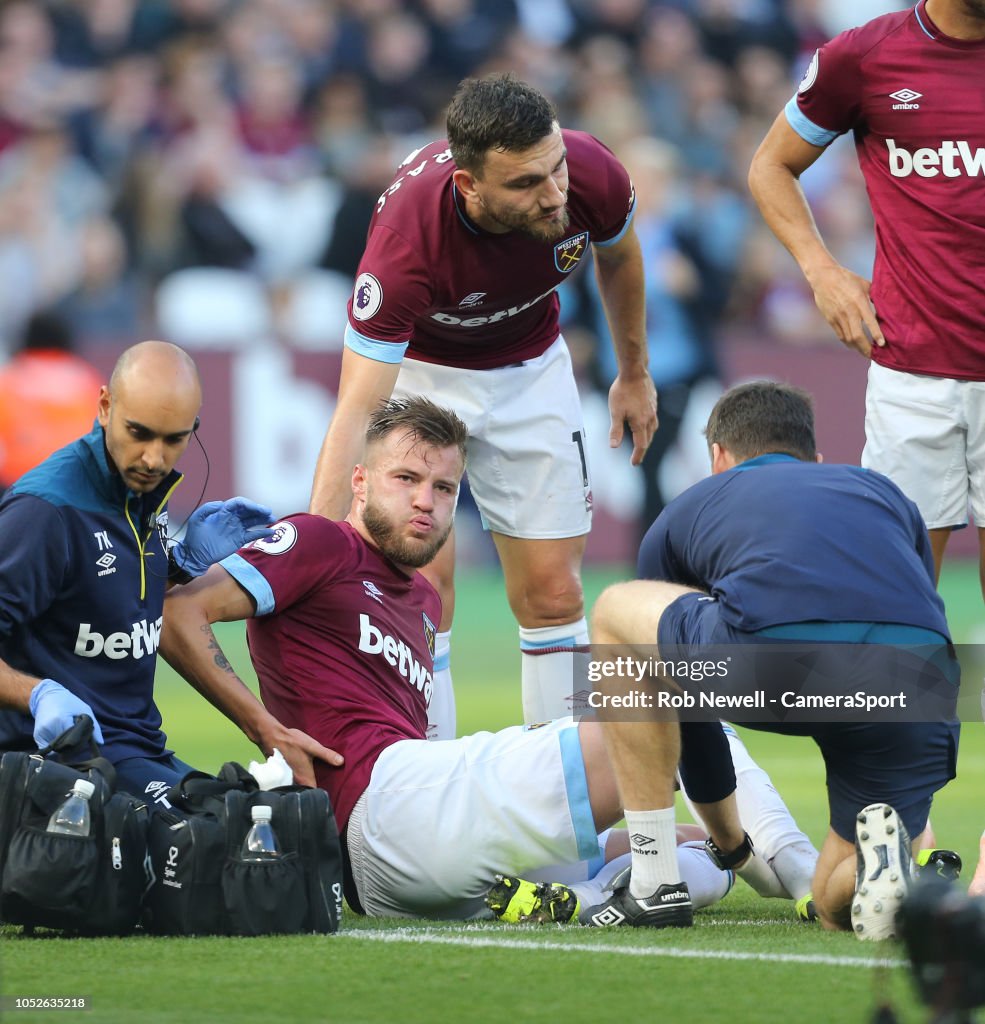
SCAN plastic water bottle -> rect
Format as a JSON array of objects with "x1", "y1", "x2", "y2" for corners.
[
  {"x1": 241, "y1": 805, "x2": 280, "y2": 860},
  {"x1": 47, "y1": 779, "x2": 96, "y2": 836}
]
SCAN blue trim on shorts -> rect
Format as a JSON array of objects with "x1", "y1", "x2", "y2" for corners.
[
  {"x1": 784, "y1": 97, "x2": 839, "y2": 147},
  {"x1": 756, "y1": 622, "x2": 949, "y2": 643},
  {"x1": 558, "y1": 725, "x2": 600, "y2": 862},
  {"x1": 594, "y1": 199, "x2": 636, "y2": 247},
  {"x1": 221, "y1": 553, "x2": 275, "y2": 615},
  {"x1": 343, "y1": 325, "x2": 409, "y2": 363}
]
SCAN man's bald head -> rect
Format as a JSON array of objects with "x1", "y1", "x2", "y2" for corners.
[
  {"x1": 109, "y1": 340, "x2": 202, "y2": 411},
  {"x1": 98, "y1": 341, "x2": 202, "y2": 493}
]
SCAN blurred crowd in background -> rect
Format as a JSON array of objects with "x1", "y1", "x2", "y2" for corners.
[{"x1": 0, "y1": 0, "x2": 903, "y2": 533}]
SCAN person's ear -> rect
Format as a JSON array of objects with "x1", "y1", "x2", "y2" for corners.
[
  {"x1": 96, "y1": 385, "x2": 111, "y2": 428},
  {"x1": 711, "y1": 443, "x2": 736, "y2": 475},
  {"x1": 351, "y1": 463, "x2": 367, "y2": 500},
  {"x1": 452, "y1": 167, "x2": 478, "y2": 201}
]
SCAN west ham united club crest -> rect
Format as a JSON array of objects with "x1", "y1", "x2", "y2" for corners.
[
  {"x1": 422, "y1": 612, "x2": 436, "y2": 660},
  {"x1": 554, "y1": 232, "x2": 589, "y2": 273}
]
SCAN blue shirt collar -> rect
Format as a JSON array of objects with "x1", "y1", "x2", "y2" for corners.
[{"x1": 732, "y1": 453, "x2": 803, "y2": 472}]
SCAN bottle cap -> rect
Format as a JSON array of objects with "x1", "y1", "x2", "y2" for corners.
[
  {"x1": 72, "y1": 779, "x2": 96, "y2": 799},
  {"x1": 250, "y1": 805, "x2": 273, "y2": 822}
]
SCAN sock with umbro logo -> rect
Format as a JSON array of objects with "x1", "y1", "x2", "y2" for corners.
[{"x1": 625, "y1": 807, "x2": 681, "y2": 898}]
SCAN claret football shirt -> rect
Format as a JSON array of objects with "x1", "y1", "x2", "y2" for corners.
[
  {"x1": 787, "y1": 0, "x2": 985, "y2": 380},
  {"x1": 344, "y1": 129, "x2": 636, "y2": 370},
  {"x1": 222, "y1": 515, "x2": 440, "y2": 832}
]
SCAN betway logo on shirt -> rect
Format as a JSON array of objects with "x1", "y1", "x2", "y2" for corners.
[
  {"x1": 75, "y1": 618, "x2": 162, "y2": 660},
  {"x1": 887, "y1": 138, "x2": 985, "y2": 178},
  {"x1": 429, "y1": 286, "x2": 556, "y2": 328},
  {"x1": 358, "y1": 613, "x2": 433, "y2": 702}
]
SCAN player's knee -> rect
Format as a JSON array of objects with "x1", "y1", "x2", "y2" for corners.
[
  {"x1": 514, "y1": 573, "x2": 584, "y2": 626},
  {"x1": 814, "y1": 890, "x2": 852, "y2": 931}
]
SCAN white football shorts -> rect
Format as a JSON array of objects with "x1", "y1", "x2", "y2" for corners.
[
  {"x1": 346, "y1": 718, "x2": 599, "y2": 918},
  {"x1": 392, "y1": 336, "x2": 592, "y2": 539},
  {"x1": 863, "y1": 361, "x2": 985, "y2": 530}
]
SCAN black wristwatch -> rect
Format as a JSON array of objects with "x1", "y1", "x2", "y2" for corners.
[{"x1": 167, "y1": 549, "x2": 195, "y2": 586}]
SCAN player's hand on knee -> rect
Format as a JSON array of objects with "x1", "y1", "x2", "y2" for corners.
[
  {"x1": 174, "y1": 497, "x2": 276, "y2": 576},
  {"x1": 29, "y1": 678, "x2": 105, "y2": 747}
]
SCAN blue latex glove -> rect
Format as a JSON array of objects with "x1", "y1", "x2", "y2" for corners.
[
  {"x1": 29, "y1": 678, "x2": 105, "y2": 747},
  {"x1": 172, "y1": 497, "x2": 275, "y2": 577}
]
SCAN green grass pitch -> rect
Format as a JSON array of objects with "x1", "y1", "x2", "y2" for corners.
[{"x1": 2, "y1": 561, "x2": 982, "y2": 1024}]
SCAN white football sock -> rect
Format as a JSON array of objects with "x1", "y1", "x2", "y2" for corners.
[
  {"x1": 769, "y1": 843, "x2": 818, "y2": 902},
  {"x1": 522, "y1": 830, "x2": 613, "y2": 887},
  {"x1": 519, "y1": 618, "x2": 590, "y2": 723},
  {"x1": 426, "y1": 630, "x2": 456, "y2": 740},
  {"x1": 569, "y1": 853, "x2": 633, "y2": 909},
  {"x1": 625, "y1": 807, "x2": 680, "y2": 898},
  {"x1": 677, "y1": 841, "x2": 734, "y2": 908}
]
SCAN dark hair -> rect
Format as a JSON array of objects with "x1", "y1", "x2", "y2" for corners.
[
  {"x1": 704, "y1": 381, "x2": 816, "y2": 463},
  {"x1": 366, "y1": 396, "x2": 468, "y2": 462},
  {"x1": 446, "y1": 73, "x2": 557, "y2": 176}
]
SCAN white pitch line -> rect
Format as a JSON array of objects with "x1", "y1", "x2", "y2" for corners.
[{"x1": 343, "y1": 928, "x2": 905, "y2": 969}]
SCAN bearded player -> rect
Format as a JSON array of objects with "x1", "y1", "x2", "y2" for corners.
[
  {"x1": 308, "y1": 73, "x2": 657, "y2": 737},
  {"x1": 161, "y1": 397, "x2": 750, "y2": 922}
]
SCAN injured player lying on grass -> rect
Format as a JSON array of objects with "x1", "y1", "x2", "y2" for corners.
[{"x1": 160, "y1": 396, "x2": 825, "y2": 926}]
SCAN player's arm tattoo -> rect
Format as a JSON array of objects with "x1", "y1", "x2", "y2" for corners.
[{"x1": 200, "y1": 622, "x2": 236, "y2": 675}]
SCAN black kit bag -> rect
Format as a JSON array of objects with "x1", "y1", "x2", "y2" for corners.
[
  {"x1": 0, "y1": 717, "x2": 150, "y2": 935},
  {"x1": 145, "y1": 762, "x2": 343, "y2": 936}
]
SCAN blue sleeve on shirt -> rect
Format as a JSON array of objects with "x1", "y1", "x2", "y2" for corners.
[
  {"x1": 784, "y1": 96, "x2": 840, "y2": 148},
  {"x1": 220, "y1": 553, "x2": 275, "y2": 616},
  {"x1": 594, "y1": 198, "x2": 637, "y2": 248},
  {"x1": 343, "y1": 325, "x2": 409, "y2": 363}
]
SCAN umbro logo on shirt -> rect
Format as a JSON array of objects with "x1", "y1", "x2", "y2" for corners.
[
  {"x1": 96, "y1": 552, "x2": 117, "y2": 577},
  {"x1": 93, "y1": 530, "x2": 116, "y2": 575},
  {"x1": 363, "y1": 580, "x2": 385, "y2": 605},
  {"x1": 889, "y1": 88, "x2": 921, "y2": 110}
]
